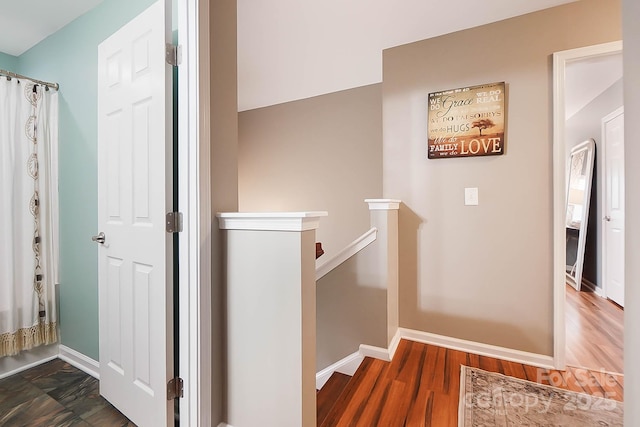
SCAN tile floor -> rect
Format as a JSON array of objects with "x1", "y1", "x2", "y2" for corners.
[{"x1": 0, "y1": 358, "x2": 135, "y2": 426}]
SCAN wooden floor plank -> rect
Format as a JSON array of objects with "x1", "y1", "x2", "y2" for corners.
[
  {"x1": 386, "y1": 339, "x2": 413, "y2": 380},
  {"x1": 429, "y1": 390, "x2": 458, "y2": 427},
  {"x1": 351, "y1": 363, "x2": 391, "y2": 426},
  {"x1": 320, "y1": 287, "x2": 624, "y2": 425},
  {"x1": 478, "y1": 354, "x2": 502, "y2": 374},
  {"x1": 320, "y1": 357, "x2": 375, "y2": 427},
  {"x1": 317, "y1": 372, "x2": 352, "y2": 426},
  {"x1": 320, "y1": 341, "x2": 625, "y2": 426},
  {"x1": 404, "y1": 389, "x2": 433, "y2": 427},
  {"x1": 444, "y1": 348, "x2": 466, "y2": 395},
  {"x1": 323, "y1": 358, "x2": 388, "y2": 427},
  {"x1": 522, "y1": 364, "x2": 540, "y2": 382},
  {"x1": 559, "y1": 367, "x2": 589, "y2": 395},
  {"x1": 498, "y1": 359, "x2": 527, "y2": 381},
  {"x1": 588, "y1": 370, "x2": 624, "y2": 401},
  {"x1": 376, "y1": 380, "x2": 409, "y2": 426},
  {"x1": 428, "y1": 346, "x2": 448, "y2": 393},
  {"x1": 404, "y1": 346, "x2": 439, "y2": 426},
  {"x1": 466, "y1": 352, "x2": 480, "y2": 369},
  {"x1": 565, "y1": 284, "x2": 624, "y2": 373}
]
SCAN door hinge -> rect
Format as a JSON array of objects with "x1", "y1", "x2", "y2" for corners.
[
  {"x1": 166, "y1": 212, "x2": 183, "y2": 233},
  {"x1": 167, "y1": 377, "x2": 184, "y2": 400},
  {"x1": 166, "y1": 44, "x2": 182, "y2": 66}
]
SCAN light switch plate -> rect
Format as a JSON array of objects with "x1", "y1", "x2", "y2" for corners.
[{"x1": 465, "y1": 187, "x2": 479, "y2": 206}]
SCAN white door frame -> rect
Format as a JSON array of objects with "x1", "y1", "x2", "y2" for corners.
[
  {"x1": 177, "y1": 0, "x2": 212, "y2": 425},
  {"x1": 552, "y1": 40, "x2": 622, "y2": 369}
]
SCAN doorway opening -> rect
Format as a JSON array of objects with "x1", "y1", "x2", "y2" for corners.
[{"x1": 553, "y1": 41, "x2": 624, "y2": 375}]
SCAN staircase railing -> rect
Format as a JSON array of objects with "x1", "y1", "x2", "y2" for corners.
[
  {"x1": 316, "y1": 227, "x2": 377, "y2": 280},
  {"x1": 315, "y1": 199, "x2": 400, "y2": 380}
]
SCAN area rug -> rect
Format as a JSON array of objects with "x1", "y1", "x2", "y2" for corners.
[{"x1": 458, "y1": 366, "x2": 623, "y2": 426}]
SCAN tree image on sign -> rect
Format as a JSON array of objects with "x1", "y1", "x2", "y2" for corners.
[{"x1": 471, "y1": 119, "x2": 495, "y2": 136}]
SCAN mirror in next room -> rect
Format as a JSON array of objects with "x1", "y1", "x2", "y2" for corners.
[{"x1": 565, "y1": 138, "x2": 595, "y2": 290}]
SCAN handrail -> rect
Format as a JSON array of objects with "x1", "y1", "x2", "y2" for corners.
[
  {"x1": 316, "y1": 242, "x2": 325, "y2": 259},
  {"x1": 316, "y1": 227, "x2": 377, "y2": 281}
]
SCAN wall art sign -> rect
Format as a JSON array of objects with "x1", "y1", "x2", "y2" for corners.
[{"x1": 427, "y1": 82, "x2": 506, "y2": 159}]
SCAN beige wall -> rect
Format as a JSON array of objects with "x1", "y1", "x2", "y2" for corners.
[
  {"x1": 623, "y1": 0, "x2": 639, "y2": 421},
  {"x1": 317, "y1": 252, "x2": 386, "y2": 369},
  {"x1": 238, "y1": 84, "x2": 383, "y2": 257},
  {"x1": 383, "y1": 0, "x2": 621, "y2": 355},
  {"x1": 210, "y1": 0, "x2": 238, "y2": 423}
]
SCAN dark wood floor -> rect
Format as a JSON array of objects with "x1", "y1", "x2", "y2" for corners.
[
  {"x1": 566, "y1": 283, "x2": 624, "y2": 373},
  {"x1": 318, "y1": 289, "x2": 625, "y2": 426},
  {"x1": 0, "y1": 358, "x2": 135, "y2": 426},
  {"x1": 320, "y1": 339, "x2": 624, "y2": 426}
]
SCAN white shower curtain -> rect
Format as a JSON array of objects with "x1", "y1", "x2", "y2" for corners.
[{"x1": 0, "y1": 77, "x2": 59, "y2": 357}]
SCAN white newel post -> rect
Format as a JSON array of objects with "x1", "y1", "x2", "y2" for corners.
[
  {"x1": 365, "y1": 199, "x2": 401, "y2": 346},
  {"x1": 217, "y1": 212, "x2": 327, "y2": 427}
]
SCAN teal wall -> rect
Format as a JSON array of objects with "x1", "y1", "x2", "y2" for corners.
[
  {"x1": 0, "y1": 51, "x2": 18, "y2": 70},
  {"x1": 18, "y1": 0, "x2": 156, "y2": 360}
]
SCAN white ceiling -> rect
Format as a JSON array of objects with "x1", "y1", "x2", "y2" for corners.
[
  {"x1": 0, "y1": 0, "x2": 104, "y2": 57},
  {"x1": 1, "y1": 0, "x2": 585, "y2": 111},
  {"x1": 238, "y1": 0, "x2": 578, "y2": 110},
  {"x1": 565, "y1": 53, "x2": 623, "y2": 120}
]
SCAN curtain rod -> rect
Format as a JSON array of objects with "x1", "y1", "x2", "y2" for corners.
[{"x1": 0, "y1": 68, "x2": 59, "y2": 91}]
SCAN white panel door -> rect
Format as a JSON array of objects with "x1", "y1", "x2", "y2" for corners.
[
  {"x1": 603, "y1": 108, "x2": 624, "y2": 307},
  {"x1": 97, "y1": 1, "x2": 173, "y2": 426}
]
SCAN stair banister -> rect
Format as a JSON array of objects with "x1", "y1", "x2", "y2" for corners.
[
  {"x1": 218, "y1": 211, "x2": 327, "y2": 427},
  {"x1": 315, "y1": 227, "x2": 378, "y2": 280},
  {"x1": 315, "y1": 199, "x2": 401, "y2": 388}
]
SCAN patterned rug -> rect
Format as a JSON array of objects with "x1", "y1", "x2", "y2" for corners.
[{"x1": 458, "y1": 366, "x2": 623, "y2": 426}]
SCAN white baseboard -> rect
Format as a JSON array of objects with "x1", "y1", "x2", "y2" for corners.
[
  {"x1": 0, "y1": 344, "x2": 59, "y2": 380},
  {"x1": 388, "y1": 331, "x2": 402, "y2": 360},
  {"x1": 581, "y1": 278, "x2": 605, "y2": 297},
  {"x1": 359, "y1": 344, "x2": 391, "y2": 362},
  {"x1": 316, "y1": 342, "x2": 399, "y2": 390},
  {"x1": 58, "y1": 345, "x2": 100, "y2": 379},
  {"x1": 315, "y1": 327, "x2": 554, "y2": 392},
  {"x1": 315, "y1": 351, "x2": 364, "y2": 390},
  {"x1": 217, "y1": 424, "x2": 232, "y2": 427},
  {"x1": 397, "y1": 327, "x2": 555, "y2": 369}
]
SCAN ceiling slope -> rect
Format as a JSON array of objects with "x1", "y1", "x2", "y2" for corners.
[
  {"x1": 238, "y1": 0, "x2": 577, "y2": 111},
  {"x1": 0, "y1": 0, "x2": 104, "y2": 57}
]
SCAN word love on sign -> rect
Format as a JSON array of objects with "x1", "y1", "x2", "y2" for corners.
[{"x1": 427, "y1": 82, "x2": 506, "y2": 159}]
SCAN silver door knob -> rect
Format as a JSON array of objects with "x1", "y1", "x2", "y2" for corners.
[
  {"x1": 604, "y1": 216, "x2": 611, "y2": 222},
  {"x1": 92, "y1": 232, "x2": 106, "y2": 244}
]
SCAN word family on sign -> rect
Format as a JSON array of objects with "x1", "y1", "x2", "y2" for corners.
[{"x1": 429, "y1": 137, "x2": 502, "y2": 157}]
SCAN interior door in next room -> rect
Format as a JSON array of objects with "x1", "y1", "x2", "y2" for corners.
[{"x1": 602, "y1": 107, "x2": 624, "y2": 307}]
